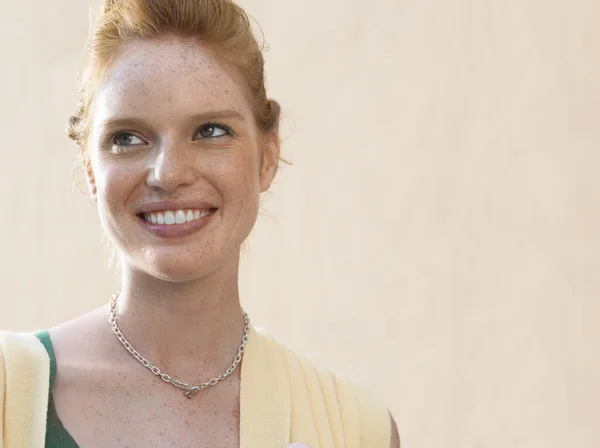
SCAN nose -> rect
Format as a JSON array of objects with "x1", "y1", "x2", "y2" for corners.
[{"x1": 146, "y1": 140, "x2": 197, "y2": 193}]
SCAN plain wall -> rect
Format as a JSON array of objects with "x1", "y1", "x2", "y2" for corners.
[{"x1": 1, "y1": 0, "x2": 598, "y2": 446}]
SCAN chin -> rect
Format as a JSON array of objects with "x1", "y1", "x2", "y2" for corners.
[
  {"x1": 133, "y1": 244, "x2": 239, "y2": 282},
  {"x1": 145, "y1": 264, "x2": 207, "y2": 282},
  {"x1": 135, "y1": 262, "x2": 214, "y2": 283}
]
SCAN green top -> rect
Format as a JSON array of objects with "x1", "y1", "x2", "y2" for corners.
[{"x1": 34, "y1": 331, "x2": 80, "y2": 448}]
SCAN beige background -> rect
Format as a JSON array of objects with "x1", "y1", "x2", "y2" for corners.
[{"x1": 1, "y1": 0, "x2": 599, "y2": 446}]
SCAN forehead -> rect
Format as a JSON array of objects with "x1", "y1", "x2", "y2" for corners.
[{"x1": 93, "y1": 36, "x2": 249, "y2": 125}]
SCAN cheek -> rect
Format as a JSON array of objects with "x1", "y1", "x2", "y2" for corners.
[
  {"x1": 209, "y1": 151, "x2": 261, "y2": 197},
  {"x1": 95, "y1": 160, "x2": 140, "y2": 210}
]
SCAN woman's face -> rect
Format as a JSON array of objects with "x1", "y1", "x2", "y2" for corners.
[{"x1": 86, "y1": 36, "x2": 278, "y2": 281}]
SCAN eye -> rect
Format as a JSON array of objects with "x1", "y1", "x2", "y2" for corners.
[
  {"x1": 194, "y1": 123, "x2": 232, "y2": 140},
  {"x1": 110, "y1": 132, "x2": 145, "y2": 152}
]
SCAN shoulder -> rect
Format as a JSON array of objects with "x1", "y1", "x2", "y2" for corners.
[
  {"x1": 251, "y1": 326, "x2": 394, "y2": 446},
  {"x1": 46, "y1": 305, "x2": 116, "y2": 366},
  {"x1": 0, "y1": 330, "x2": 52, "y2": 444},
  {"x1": 0, "y1": 331, "x2": 51, "y2": 391},
  {"x1": 0, "y1": 330, "x2": 49, "y2": 366}
]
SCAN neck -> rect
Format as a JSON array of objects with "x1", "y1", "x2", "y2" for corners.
[{"x1": 112, "y1": 251, "x2": 247, "y2": 376}]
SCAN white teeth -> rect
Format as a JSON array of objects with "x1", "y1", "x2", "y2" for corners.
[
  {"x1": 142, "y1": 208, "x2": 214, "y2": 225},
  {"x1": 175, "y1": 210, "x2": 186, "y2": 224},
  {"x1": 164, "y1": 211, "x2": 175, "y2": 225}
]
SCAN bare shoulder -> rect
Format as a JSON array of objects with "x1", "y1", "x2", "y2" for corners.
[
  {"x1": 47, "y1": 304, "x2": 119, "y2": 369},
  {"x1": 48, "y1": 305, "x2": 108, "y2": 341},
  {"x1": 389, "y1": 411, "x2": 400, "y2": 448}
]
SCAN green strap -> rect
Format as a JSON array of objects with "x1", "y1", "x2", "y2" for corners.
[
  {"x1": 33, "y1": 331, "x2": 56, "y2": 388},
  {"x1": 33, "y1": 330, "x2": 80, "y2": 448}
]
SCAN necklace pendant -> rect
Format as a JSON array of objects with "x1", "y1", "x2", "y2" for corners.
[{"x1": 185, "y1": 388, "x2": 198, "y2": 399}]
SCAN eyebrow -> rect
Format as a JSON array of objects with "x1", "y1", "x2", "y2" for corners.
[{"x1": 99, "y1": 109, "x2": 247, "y2": 129}]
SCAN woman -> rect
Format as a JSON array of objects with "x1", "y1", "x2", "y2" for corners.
[{"x1": 0, "y1": 0, "x2": 399, "y2": 446}]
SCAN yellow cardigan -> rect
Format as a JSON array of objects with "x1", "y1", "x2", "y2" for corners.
[{"x1": 0, "y1": 327, "x2": 391, "y2": 448}]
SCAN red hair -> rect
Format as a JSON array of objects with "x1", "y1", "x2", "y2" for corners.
[{"x1": 67, "y1": 0, "x2": 281, "y2": 152}]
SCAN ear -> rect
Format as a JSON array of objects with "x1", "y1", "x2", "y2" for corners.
[
  {"x1": 83, "y1": 157, "x2": 98, "y2": 201},
  {"x1": 259, "y1": 131, "x2": 280, "y2": 193}
]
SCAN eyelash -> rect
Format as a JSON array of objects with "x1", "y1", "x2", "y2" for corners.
[
  {"x1": 199, "y1": 122, "x2": 234, "y2": 139},
  {"x1": 107, "y1": 122, "x2": 235, "y2": 152}
]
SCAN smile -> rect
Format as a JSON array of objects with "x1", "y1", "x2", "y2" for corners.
[{"x1": 141, "y1": 208, "x2": 216, "y2": 225}]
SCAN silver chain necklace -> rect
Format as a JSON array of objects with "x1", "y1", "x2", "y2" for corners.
[{"x1": 107, "y1": 291, "x2": 250, "y2": 399}]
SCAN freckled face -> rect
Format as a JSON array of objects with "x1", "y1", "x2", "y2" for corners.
[{"x1": 87, "y1": 37, "x2": 275, "y2": 281}]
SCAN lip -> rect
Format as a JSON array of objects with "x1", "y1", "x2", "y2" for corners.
[
  {"x1": 134, "y1": 200, "x2": 218, "y2": 214},
  {"x1": 136, "y1": 208, "x2": 218, "y2": 238}
]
